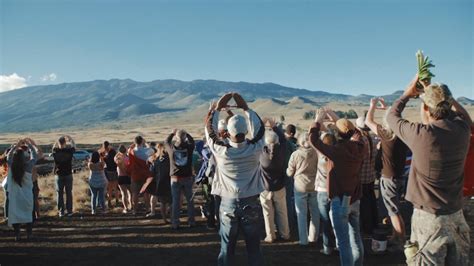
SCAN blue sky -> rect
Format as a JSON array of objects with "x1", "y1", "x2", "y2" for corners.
[{"x1": 0, "y1": 0, "x2": 472, "y2": 97}]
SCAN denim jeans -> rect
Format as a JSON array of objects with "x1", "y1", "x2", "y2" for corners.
[
  {"x1": 171, "y1": 176, "x2": 195, "y2": 227},
  {"x1": 317, "y1": 191, "x2": 336, "y2": 251},
  {"x1": 218, "y1": 196, "x2": 264, "y2": 266},
  {"x1": 330, "y1": 197, "x2": 364, "y2": 266},
  {"x1": 55, "y1": 174, "x2": 73, "y2": 215},
  {"x1": 294, "y1": 190, "x2": 319, "y2": 245},
  {"x1": 90, "y1": 186, "x2": 105, "y2": 212}
]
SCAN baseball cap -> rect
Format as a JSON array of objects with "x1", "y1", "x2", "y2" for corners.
[
  {"x1": 420, "y1": 83, "x2": 454, "y2": 109},
  {"x1": 227, "y1": 115, "x2": 248, "y2": 137},
  {"x1": 218, "y1": 119, "x2": 227, "y2": 131},
  {"x1": 335, "y1": 118, "x2": 356, "y2": 135},
  {"x1": 355, "y1": 117, "x2": 369, "y2": 131}
]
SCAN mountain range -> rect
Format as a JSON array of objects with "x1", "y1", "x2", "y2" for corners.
[{"x1": 0, "y1": 79, "x2": 471, "y2": 133}]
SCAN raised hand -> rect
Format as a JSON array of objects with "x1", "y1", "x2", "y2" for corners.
[
  {"x1": 378, "y1": 98, "x2": 388, "y2": 110},
  {"x1": 403, "y1": 74, "x2": 421, "y2": 99},
  {"x1": 209, "y1": 100, "x2": 217, "y2": 111},
  {"x1": 369, "y1": 97, "x2": 379, "y2": 109},
  {"x1": 216, "y1": 93, "x2": 234, "y2": 111},
  {"x1": 267, "y1": 117, "x2": 276, "y2": 128},
  {"x1": 232, "y1": 93, "x2": 249, "y2": 111},
  {"x1": 315, "y1": 108, "x2": 327, "y2": 123}
]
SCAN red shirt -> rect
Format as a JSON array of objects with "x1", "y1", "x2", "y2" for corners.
[{"x1": 464, "y1": 126, "x2": 474, "y2": 196}]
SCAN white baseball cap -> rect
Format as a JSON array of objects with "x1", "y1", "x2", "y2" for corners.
[
  {"x1": 218, "y1": 119, "x2": 227, "y2": 131},
  {"x1": 227, "y1": 115, "x2": 248, "y2": 137}
]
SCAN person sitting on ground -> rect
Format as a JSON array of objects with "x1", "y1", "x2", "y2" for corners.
[
  {"x1": 52, "y1": 135, "x2": 76, "y2": 217},
  {"x1": 260, "y1": 117, "x2": 290, "y2": 243},
  {"x1": 114, "y1": 145, "x2": 132, "y2": 213},
  {"x1": 309, "y1": 108, "x2": 366, "y2": 266},
  {"x1": 386, "y1": 76, "x2": 472, "y2": 265},
  {"x1": 365, "y1": 97, "x2": 409, "y2": 250},
  {"x1": 127, "y1": 136, "x2": 154, "y2": 215},
  {"x1": 6, "y1": 138, "x2": 39, "y2": 241},
  {"x1": 99, "y1": 141, "x2": 120, "y2": 209},
  {"x1": 165, "y1": 129, "x2": 196, "y2": 229},
  {"x1": 287, "y1": 132, "x2": 319, "y2": 246},
  {"x1": 87, "y1": 152, "x2": 108, "y2": 215}
]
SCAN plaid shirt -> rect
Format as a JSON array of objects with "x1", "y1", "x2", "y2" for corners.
[{"x1": 359, "y1": 134, "x2": 379, "y2": 184}]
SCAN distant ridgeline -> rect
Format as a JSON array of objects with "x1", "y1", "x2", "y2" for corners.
[{"x1": 0, "y1": 79, "x2": 471, "y2": 132}]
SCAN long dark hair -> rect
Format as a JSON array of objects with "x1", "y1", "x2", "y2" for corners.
[
  {"x1": 11, "y1": 149, "x2": 26, "y2": 187},
  {"x1": 91, "y1": 151, "x2": 100, "y2": 163}
]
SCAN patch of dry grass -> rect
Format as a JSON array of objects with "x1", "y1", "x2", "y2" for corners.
[{"x1": 1, "y1": 170, "x2": 92, "y2": 218}]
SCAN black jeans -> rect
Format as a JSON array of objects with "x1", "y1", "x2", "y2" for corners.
[
  {"x1": 360, "y1": 182, "x2": 378, "y2": 235},
  {"x1": 13, "y1": 223, "x2": 33, "y2": 236}
]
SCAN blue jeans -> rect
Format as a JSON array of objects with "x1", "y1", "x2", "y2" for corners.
[
  {"x1": 317, "y1": 192, "x2": 336, "y2": 251},
  {"x1": 218, "y1": 196, "x2": 264, "y2": 266},
  {"x1": 90, "y1": 186, "x2": 105, "y2": 212},
  {"x1": 330, "y1": 197, "x2": 364, "y2": 266},
  {"x1": 294, "y1": 190, "x2": 319, "y2": 245},
  {"x1": 55, "y1": 174, "x2": 73, "y2": 214},
  {"x1": 171, "y1": 176, "x2": 195, "y2": 227}
]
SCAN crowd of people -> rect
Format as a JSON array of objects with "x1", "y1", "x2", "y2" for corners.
[{"x1": 1, "y1": 75, "x2": 473, "y2": 266}]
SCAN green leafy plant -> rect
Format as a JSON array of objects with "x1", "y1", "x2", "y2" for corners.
[{"x1": 416, "y1": 50, "x2": 435, "y2": 89}]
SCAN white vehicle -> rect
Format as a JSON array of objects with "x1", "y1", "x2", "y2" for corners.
[
  {"x1": 73, "y1": 150, "x2": 91, "y2": 161},
  {"x1": 44, "y1": 150, "x2": 91, "y2": 162}
]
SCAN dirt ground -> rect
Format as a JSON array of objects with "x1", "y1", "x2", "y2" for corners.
[{"x1": 0, "y1": 197, "x2": 473, "y2": 266}]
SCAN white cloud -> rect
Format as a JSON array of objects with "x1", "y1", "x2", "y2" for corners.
[
  {"x1": 0, "y1": 73, "x2": 28, "y2": 93},
  {"x1": 40, "y1": 73, "x2": 57, "y2": 82}
]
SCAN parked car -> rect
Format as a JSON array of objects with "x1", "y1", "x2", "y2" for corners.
[
  {"x1": 73, "y1": 150, "x2": 91, "y2": 161},
  {"x1": 43, "y1": 150, "x2": 91, "y2": 162}
]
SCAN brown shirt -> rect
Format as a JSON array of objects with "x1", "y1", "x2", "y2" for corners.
[
  {"x1": 309, "y1": 122, "x2": 366, "y2": 202},
  {"x1": 387, "y1": 96, "x2": 470, "y2": 215},
  {"x1": 376, "y1": 124, "x2": 409, "y2": 179}
]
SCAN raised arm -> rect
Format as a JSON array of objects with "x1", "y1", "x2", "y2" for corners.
[
  {"x1": 245, "y1": 109, "x2": 265, "y2": 143},
  {"x1": 386, "y1": 75, "x2": 423, "y2": 148},
  {"x1": 308, "y1": 122, "x2": 338, "y2": 160},
  {"x1": 165, "y1": 132, "x2": 175, "y2": 152},
  {"x1": 325, "y1": 107, "x2": 340, "y2": 123},
  {"x1": 66, "y1": 135, "x2": 76, "y2": 149},
  {"x1": 365, "y1": 97, "x2": 381, "y2": 136},
  {"x1": 186, "y1": 133, "x2": 195, "y2": 150},
  {"x1": 6, "y1": 142, "x2": 19, "y2": 165},
  {"x1": 452, "y1": 99, "x2": 473, "y2": 125}
]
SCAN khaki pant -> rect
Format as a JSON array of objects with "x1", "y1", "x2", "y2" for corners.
[
  {"x1": 407, "y1": 208, "x2": 470, "y2": 266},
  {"x1": 259, "y1": 188, "x2": 290, "y2": 241}
]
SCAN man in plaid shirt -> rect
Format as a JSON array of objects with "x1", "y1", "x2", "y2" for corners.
[{"x1": 356, "y1": 117, "x2": 380, "y2": 235}]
